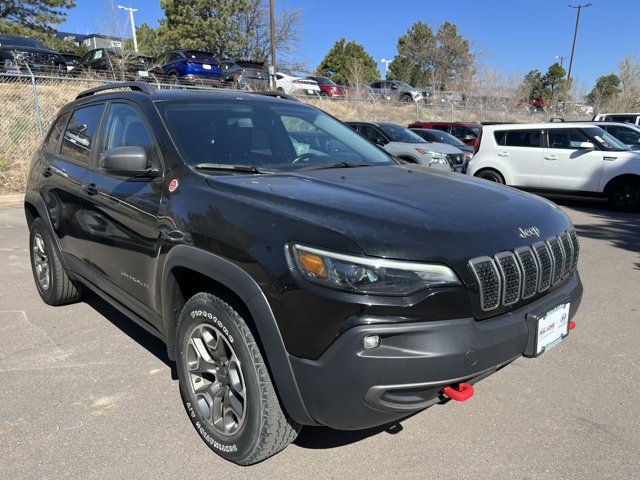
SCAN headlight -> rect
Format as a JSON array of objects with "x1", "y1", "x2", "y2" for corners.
[
  {"x1": 288, "y1": 244, "x2": 461, "y2": 295},
  {"x1": 427, "y1": 153, "x2": 449, "y2": 166}
]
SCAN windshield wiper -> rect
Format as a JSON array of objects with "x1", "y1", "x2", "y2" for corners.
[
  {"x1": 296, "y1": 161, "x2": 377, "y2": 172},
  {"x1": 193, "y1": 163, "x2": 269, "y2": 174}
]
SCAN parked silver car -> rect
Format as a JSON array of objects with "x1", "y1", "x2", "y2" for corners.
[
  {"x1": 345, "y1": 121, "x2": 465, "y2": 171},
  {"x1": 368, "y1": 80, "x2": 424, "y2": 103}
]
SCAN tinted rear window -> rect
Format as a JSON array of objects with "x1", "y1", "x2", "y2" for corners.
[{"x1": 495, "y1": 129, "x2": 542, "y2": 147}]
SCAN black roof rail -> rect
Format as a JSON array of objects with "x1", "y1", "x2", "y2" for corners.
[
  {"x1": 253, "y1": 91, "x2": 301, "y2": 102},
  {"x1": 75, "y1": 81, "x2": 155, "y2": 100}
]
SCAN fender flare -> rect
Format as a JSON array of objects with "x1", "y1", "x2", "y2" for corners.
[
  {"x1": 24, "y1": 190, "x2": 71, "y2": 271},
  {"x1": 161, "y1": 245, "x2": 316, "y2": 425}
]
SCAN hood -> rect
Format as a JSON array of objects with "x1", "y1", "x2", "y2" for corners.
[
  {"x1": 384, "y1": 141, "x2": 458, "y2": 160},
  {"x1": 1, "y1": 45, "x2": 62, "y2": 56},
  {"x1": 414, "y1": 142, "x2": 464, "y2": 154},
  {"x1": 206, "y1": 165, "x2": 572, "y2": 264}
]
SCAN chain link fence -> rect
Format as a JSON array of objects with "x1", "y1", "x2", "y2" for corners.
[{"x1": 0, "y1": 70, "x2": 591, "y2": 193}]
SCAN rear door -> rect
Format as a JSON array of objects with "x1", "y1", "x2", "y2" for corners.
[
  {"x1": 39, "y1": 103, "x2": 105, "y2": 279},
  {"x1": 541, "y1": 127, "x2": 604, "y2": 192},
  {"x1": 493, "y1": 128, "x2": 543, "y2": 187},
  {"x1": 81, "y1": 101, "x2": 165, "y2": 320}
]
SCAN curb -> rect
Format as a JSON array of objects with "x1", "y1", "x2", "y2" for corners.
[{"x1": 0, "y1": 194, "x2": 23, "y2": 207}]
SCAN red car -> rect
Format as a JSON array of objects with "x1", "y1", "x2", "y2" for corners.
[
  {"x1": 407, "y1": 121, "x2": 482, "y2": 146},
  {"x1": 307, "y1": 76, "x2": 346, "y2": 97}
]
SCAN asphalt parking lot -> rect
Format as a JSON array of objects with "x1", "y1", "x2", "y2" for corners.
[{"x1": 1, "y1": 197, "x2": 639, "y2": 480}]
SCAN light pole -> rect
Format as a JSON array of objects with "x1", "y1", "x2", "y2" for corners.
[
  {"x1": 555, "y1": 55, "x2": 567, "y2": 68},
  {"x1": 117, "y1": 4, "x2": 139, "y2": 52},
  {"x1": 380, "y1": 58, "x2": 391, "y2": 75},
  {"x1": 566, "y1": 3, "x2": 591, "y2": 82},
  {"x1": 269, "y1": 0, "x2": 276, "y2": 90}
]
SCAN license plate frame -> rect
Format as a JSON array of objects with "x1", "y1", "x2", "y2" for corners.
[{"x1": 524, "y1": 302, "x2": 570, "y2": 357}]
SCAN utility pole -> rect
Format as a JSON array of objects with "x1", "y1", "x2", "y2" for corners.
[
  {"x1": 555, "y1": 55, "x2": 567, "y2": 68},
  {"x1": 118, "y1": 4, "x2": 139, "y2": 52},
  {"x1": 269, "y1": 0, "x2": 277, "y2": 90},
  {"x1": 566, "y1": 3, "x2": 592, "y2": 82}
]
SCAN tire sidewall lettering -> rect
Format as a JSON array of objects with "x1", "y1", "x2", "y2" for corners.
[
  {"x1": 185, "y1": 401, "x2": 238, "y2": 453},
  {"x1": 189, "y1": 309, "x2": 234, "y2": 343}
]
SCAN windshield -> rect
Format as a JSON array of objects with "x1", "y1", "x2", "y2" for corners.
[
  {"x1": 313, "y1": 77, "x2": 336, "y2": 86},
  {"x1": 584, "y1": 127, "x2": 629, "y2": 151},
  {"x1": 0, "y1": 36, "x2": 46, "y2": 49},
  {"x1": 158, "y1": 99, "x2": 395, "y2": 172},
  {"x1": 430, "y1": 129, "x2": 465, "y2": 146},
  {"x1": 378, "y1": 123, "x2": 425, "y2": 144}
]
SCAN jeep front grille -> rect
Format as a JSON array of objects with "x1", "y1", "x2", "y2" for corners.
[{"x1": 469, "y1": 230, "x2": 579, "y2": 312}]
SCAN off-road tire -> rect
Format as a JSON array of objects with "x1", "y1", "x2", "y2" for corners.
[
  {"x1": 176, "y1": 292, "x2": 300, "y2": 465},
  {"x1": 29, "y1": 217, "x2": 83, "y2": 305}
]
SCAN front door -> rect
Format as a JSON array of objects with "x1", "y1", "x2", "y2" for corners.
[
  {"x1": 541, "y1": 128, "x2": 604, "y2": 192},
  {"x1": 81, "y1": 102, "x2": 165, "y2": 320}
]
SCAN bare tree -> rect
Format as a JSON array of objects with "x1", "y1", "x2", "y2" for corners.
[
  {"x1": 234, "y1": 0, "x2": 302, "y2": 66},
  {"x1": 618, "y1": 55, "x2": 640, "y2": 110}
]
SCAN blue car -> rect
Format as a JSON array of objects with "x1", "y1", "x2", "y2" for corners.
[{"x1": 151, "y1": 49, "x2": 223, "y2": 83}]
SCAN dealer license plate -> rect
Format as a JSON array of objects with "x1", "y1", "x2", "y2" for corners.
[
  {"x1": 307, "y1": 89, "x2": 314, "y2": 95},
  {"x1": 203, "y1": 64, "x2": 212, "y2": 70},
  {"x1": 137, "y1": 70, "x2": 149, "y2": 77},
  {"x1": 534, "y1": 303, "x2": 570, "y2": 356}
]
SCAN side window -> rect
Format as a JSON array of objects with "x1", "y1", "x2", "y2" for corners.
[
  {"x1": 60, "y1": 104, "x2": 105, "y2": 164},
  {"x1": 609, "y1": 126, "x2": 640, "y2": 145},
  {"x1": 99, "y1": 103, "x2": 157, "y2": 168},
  {"x1": 360, "y1": 125, "x2": 386, "y2": 144},
  {"x1": 548, "y1": 128, "x2": 588, "y2": 149},
  {"x1": 451, "y1": 126, "x2": 475, "y2": 139},
  {"x1": 44, "y1": 111, "x2": 70, "y2": 152},
  {"x1": 498, "y1": 129, "x2": 542, "y2": 147}
]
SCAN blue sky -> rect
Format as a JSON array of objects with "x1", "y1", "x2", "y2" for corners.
[{"x1": 59, "y1": 0, "x2": 636, "y2": 91}]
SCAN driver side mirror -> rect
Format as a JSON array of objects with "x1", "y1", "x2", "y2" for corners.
[
  {"x1": 100, "y1": 146, "x2": 154, "y2": 176},
  {"x1": 375, "y1": 137, "x2": 388, "y2": 146},
  {"x1": 578, "y1": 141, "x2": 595, "y2": 150}
]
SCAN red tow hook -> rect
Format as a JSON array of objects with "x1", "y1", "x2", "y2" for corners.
[
  {"x1": 569, "y1": 320, "x2": 576, "y2": 330},
  {"x1": 442, "y1": 382, "x2": 474, "y2": 402}
]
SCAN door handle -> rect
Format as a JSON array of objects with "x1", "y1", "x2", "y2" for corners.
[
  {"x1": 544, "y1": 155, "x2": 558, "y2": 160},
  {"x1": 497, "y1": 152, "x2": 510, "y2": 157},
  {"x1": 42, "y1": 166, "x2": 53, "y2": 177},
  {"x1": 82, "y1": 183, "x2": 99, "y2": 196}
]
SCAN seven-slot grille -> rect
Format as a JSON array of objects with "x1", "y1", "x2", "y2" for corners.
[{"x1": 469, "y1": 229, "x2": 579, "y2": 312}]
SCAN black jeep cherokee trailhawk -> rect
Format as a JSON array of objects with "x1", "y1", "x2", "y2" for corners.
[{"x1": 25, "y1": 82, "x2": 583, "y2": 465}]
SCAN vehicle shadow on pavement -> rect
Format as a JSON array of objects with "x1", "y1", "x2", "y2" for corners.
[
  {"x1": 83, "y1": 290, "x2": 178, "y2": 379},
  {"x1": 295, "y1": 420, "x2": 406, "y2": 449},
  {"x1": 545, "y1": 195, "x2": 640, "y2": 262}
]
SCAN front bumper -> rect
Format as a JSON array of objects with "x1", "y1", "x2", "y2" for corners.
[{"x1": 289, "y1": 271, "x2": 582, "y2": 430}]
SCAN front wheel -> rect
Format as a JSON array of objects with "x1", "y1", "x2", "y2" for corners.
[
  {"x1": 176, "y1": 293, "x2": 300, "y2": 465},
  {"x1": 476, "y1": 169, "x2": 505, "y2": 184},
  {"x1": 607, "y1": 177, "x2": 640, "y2": 212}
]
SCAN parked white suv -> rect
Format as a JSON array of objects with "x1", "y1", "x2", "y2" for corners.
[{"x1": 467, "y1": 122, "x2": 640, "y2": 211}]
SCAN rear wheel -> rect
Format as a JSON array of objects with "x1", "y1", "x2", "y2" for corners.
[
  {"x1": 29, "y1": 217, "x2": 82, "y2": 305},
  {"x1": 607, "y1": 177, "x2": 640, "y2": 212},
  {"x1": 176, "y1": 292, "x2": 300, "y2": 465},
  {"x1": 476, "y1": 169, "x2": 505, "y2": 184}
]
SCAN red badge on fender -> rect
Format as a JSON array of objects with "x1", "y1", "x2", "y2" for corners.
[{"x1": 168, "y1": 179, "x2": 179, "y2": 192}]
